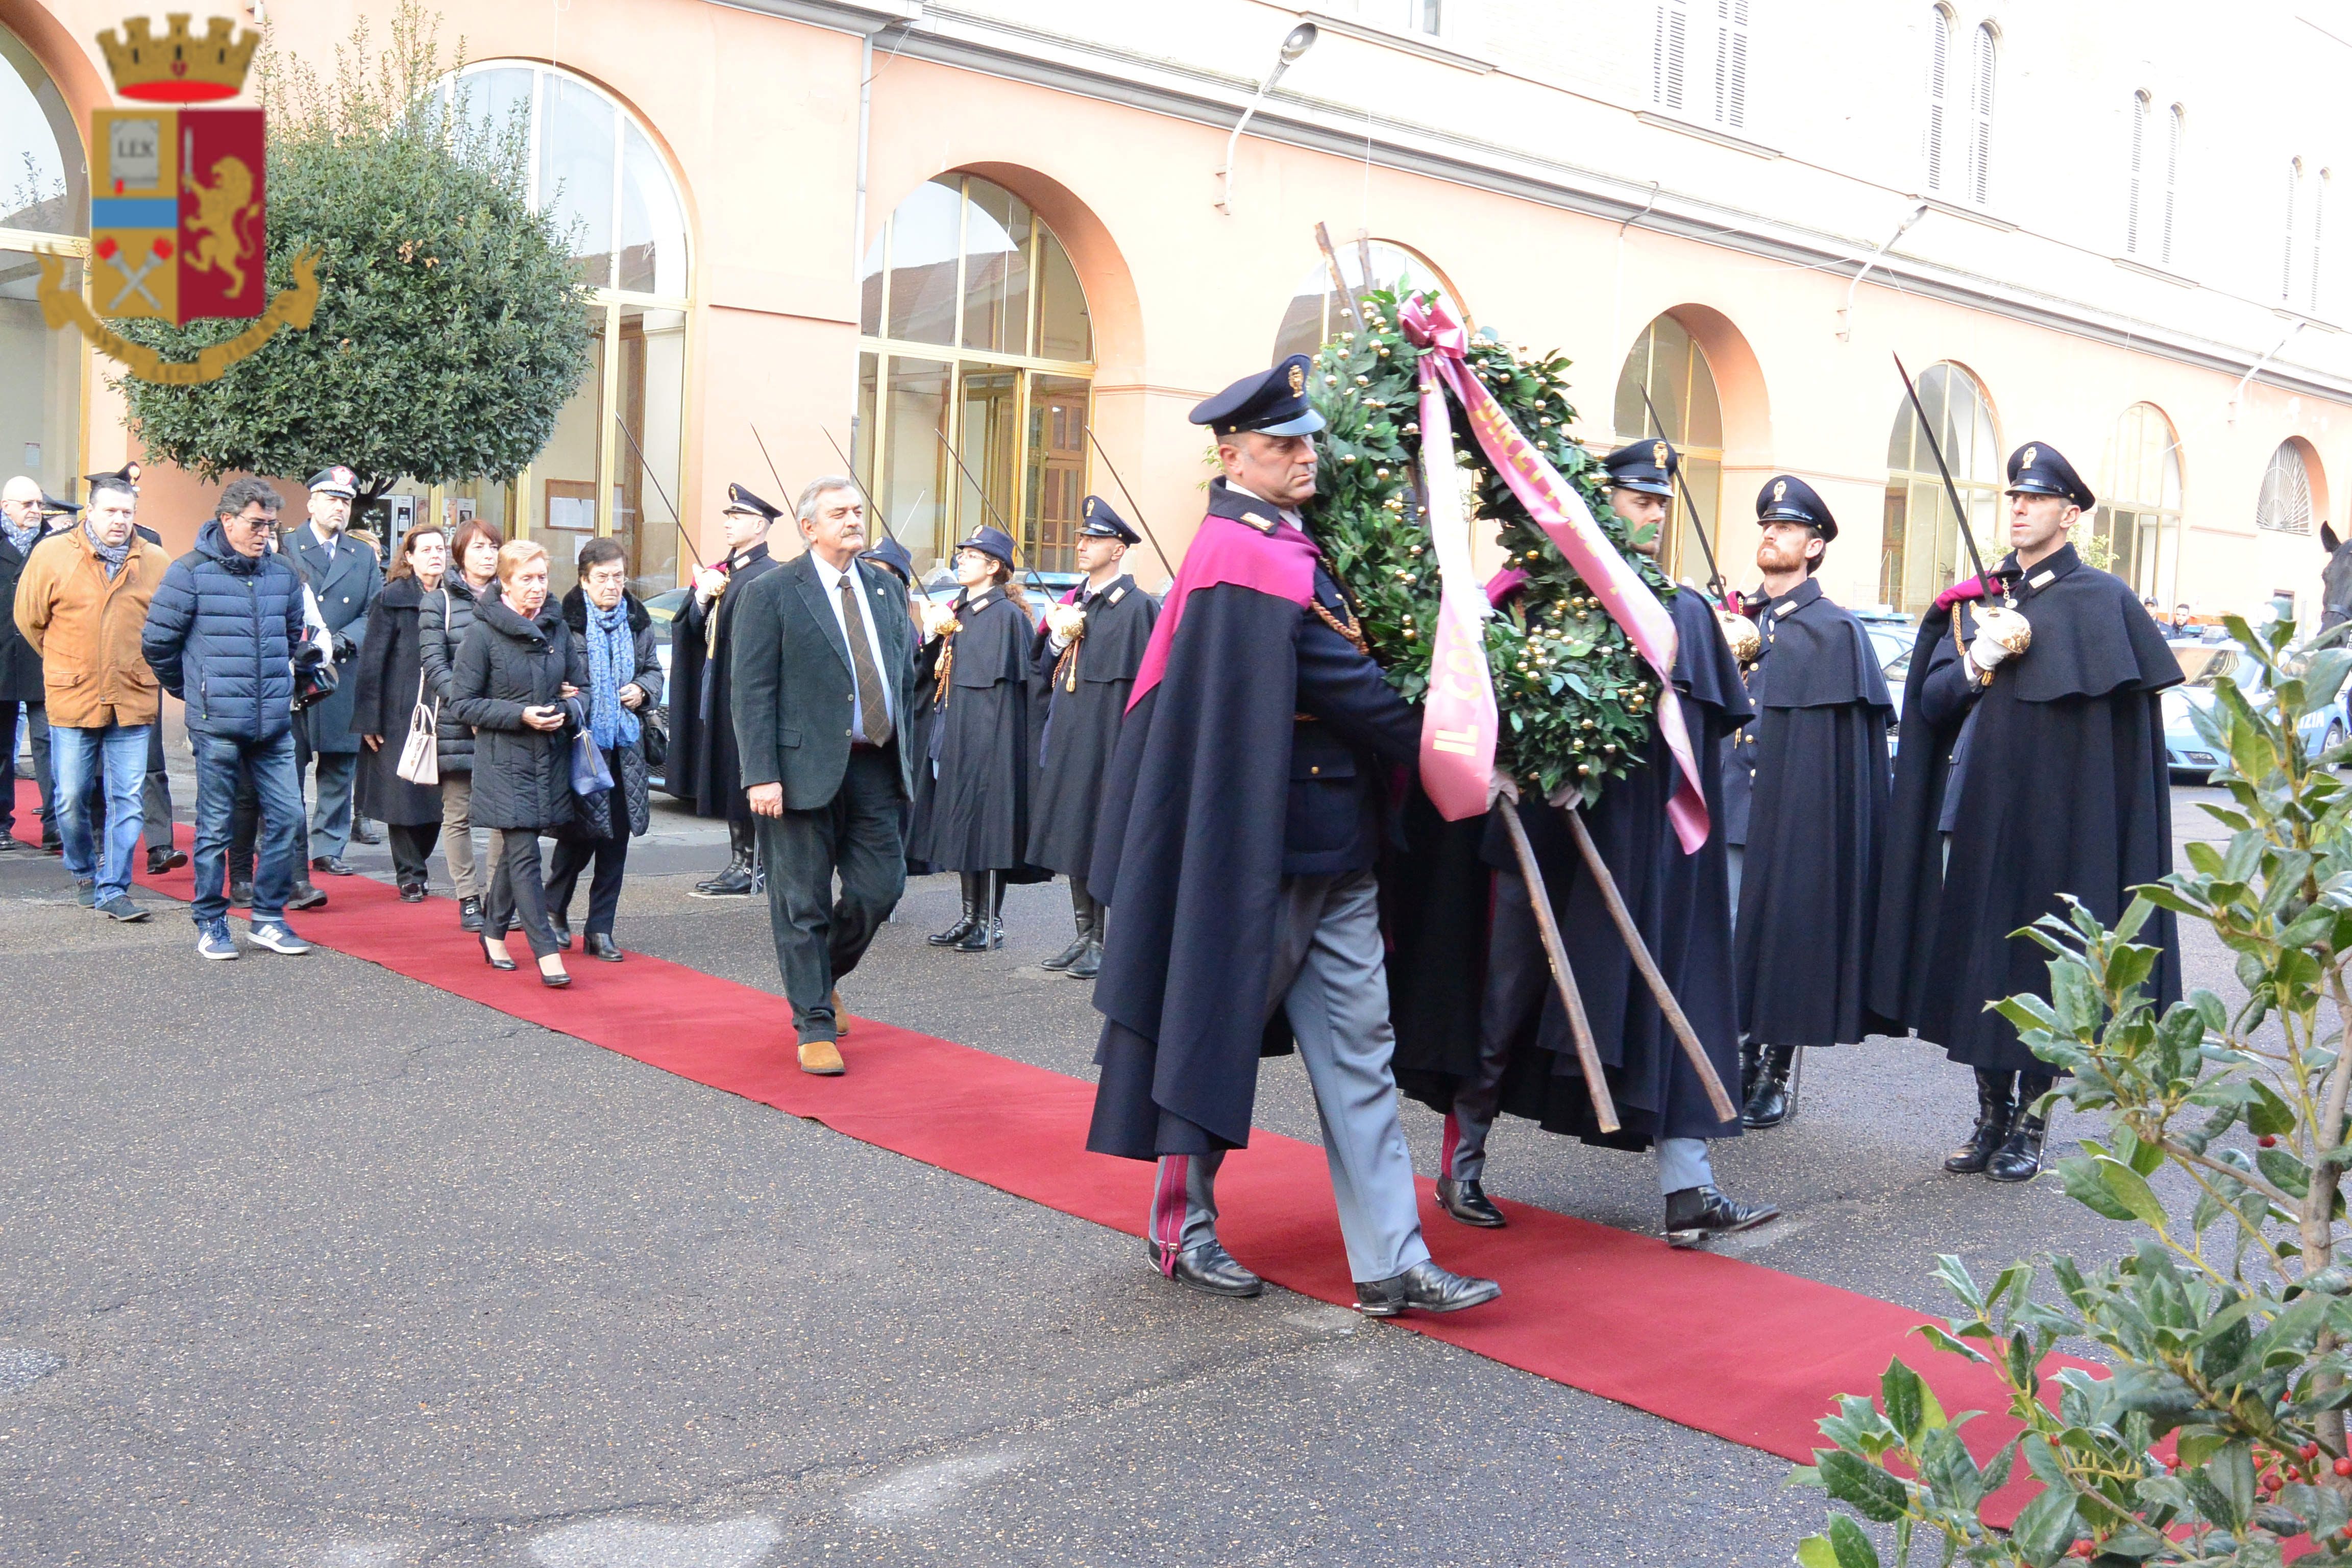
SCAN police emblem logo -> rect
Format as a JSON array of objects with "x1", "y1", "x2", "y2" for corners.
[
  {"x1": 1288, "y1": 363, "x2": 1305, "y2": 395},
  {"x1": 1085, "y1": 497, "x2": 1096, "y2": 518},
  {"x1": 1773, "y1": 479, "x2": 1787, "y2": 504},
  {"x1": 1652, "y1": 442, "x2": 1667, "y2": 469},
  {"x1": 2023, "y1": 446, "x2": 2038, "y2": 470}
]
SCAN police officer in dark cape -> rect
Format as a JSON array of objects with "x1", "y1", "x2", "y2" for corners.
[
  {"x1": 669, "y1": 483, "x2": 782, "y2": 896},
  {"x1": 909, "y1": 524, "x2": 1049, "y2": 952},
  {"x1": 1728, "y1": 476, "x2": 1896, "y2": 1127},
  {"x1": 1869, "y1": 442, "x2": 2180, "y2": 1182},
  {"x1": 1027, "y1": 496, "x2": 1158, "y2": 979},
  {"x1": 1087, "y1": 356, "x2": 1498, "y2": 1317}
]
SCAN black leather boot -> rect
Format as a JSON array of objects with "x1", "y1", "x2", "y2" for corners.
[
  {"x1": 1663, "y1": 1185, "x2": 1780, "y2": 1248},
  {"x1": 1040, "y1": 880, "x2": 1091, "y2": 970},
  {"x1": 1066, "y1": 888, "x2": 1104, "y2": 979},
  {"x1": 1742, "y1": 1043, "x2": 1798, "y2": 1129},
  {"x1": 1943, "y1": 1070, "x2": 2017, "y2": 1174},
  {"x1": 1739, "y1": 1039, "x2": 1760, "y2": 1102},
  {"x1": 954, "y1": 873, "x2": 1006, "y2": 952},
  {"x1": 1436, "y1": 1176, "x2": 1507, "y2": 1228},
  {"x1": 930, "y1": 873, "x2": 981, "y2": 946},
  {"x1": 1355, "y1": 1261, "x2": 1501, "y2": 1316},
  {"x1": 693, "y1": 820, "x2": 756, "y2": 897},
  {"x1": 1987, "y1": 1072, "x2": 2056, "y2": 1183}
]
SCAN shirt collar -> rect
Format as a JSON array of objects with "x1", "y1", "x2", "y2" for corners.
[
  {"x1": 2001, "y1": 543, "x2": 2081, "y2": 601},
  {"x1": 1761, "y1": 577, "x2": 1824, "y2": 619}
]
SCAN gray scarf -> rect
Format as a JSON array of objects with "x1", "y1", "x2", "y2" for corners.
[
  {"x1": 1, "y1": 514, "x2": 38, "y2": 556},
  {"x1": 85, "y1": 521, "x2": 132, "y2": 579}
]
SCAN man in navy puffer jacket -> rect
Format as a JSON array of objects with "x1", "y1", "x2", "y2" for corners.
[{"x1": 141, "y1": 479, "x2": 314, "y2": 960}]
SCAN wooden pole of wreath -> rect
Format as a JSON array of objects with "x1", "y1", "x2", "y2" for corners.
[
  {"x1": 1497, "y1": 805, "x2": 1621, "y2": 1134},
  {"x1": 1563, "y1": 808, "x2": 1740, "y2": 1121}
]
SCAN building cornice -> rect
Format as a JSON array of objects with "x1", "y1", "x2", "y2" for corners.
[{"x1": 712, "y1": 1, "x2": 2352, "y2": 406}]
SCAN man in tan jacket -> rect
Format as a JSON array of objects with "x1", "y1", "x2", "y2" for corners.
[{"x1": 13, "y1": 473, "x2": 169, "y2": 920}]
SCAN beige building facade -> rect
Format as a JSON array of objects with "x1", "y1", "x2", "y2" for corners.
[{"x1": 6, "y1": 0, "x2": 2351, "y2": 618}]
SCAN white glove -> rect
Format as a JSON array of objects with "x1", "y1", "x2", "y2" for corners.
[
  {"x1": 919, "y1": 599, "x2": 959, "y2": 639},
  {"x1": 692, "y1": 566, "x2": 726, "y2": 604},
  {"x1": 1045, "y1": 602, "x2": 1087, "y2": 642},
  {"x1": 1967, "y1": 607, "x2": 2030, "y2": 677}
]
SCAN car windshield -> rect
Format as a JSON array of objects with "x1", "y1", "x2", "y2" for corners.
[{"x1": 2175, "y1": 644, "x2": 2247, "y2": 690}]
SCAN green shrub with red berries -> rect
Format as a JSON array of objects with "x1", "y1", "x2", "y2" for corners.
[{"x1": 1798, "y1": 615, "x2": 2352, "y2": 1564}]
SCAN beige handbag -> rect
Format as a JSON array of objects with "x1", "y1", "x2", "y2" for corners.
[{"x1": 395, "y1": 667, "x2": 439, "y2": 786}]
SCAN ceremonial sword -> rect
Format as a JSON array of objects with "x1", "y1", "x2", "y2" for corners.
[
  {"x1": 612, "y1": 413, "x2": 704, "y2": 569},
  {"x1": 1892, "y1": 352, "x2": 1994, "y2": 594},
  {"x1": 931, "y1": 427, "x2": 1047, "y2": 594},
  {"x1": 1082, "y1": 426, "x2": 1174, "y2": 581}
]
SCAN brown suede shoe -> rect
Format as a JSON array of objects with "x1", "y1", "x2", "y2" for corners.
[
  {"x1": 832, "y1": 989, "x2": 850, "y2": 1037},
  {"x1": 798, "y1": 1038, "x2": 846, "y2": 1075}
]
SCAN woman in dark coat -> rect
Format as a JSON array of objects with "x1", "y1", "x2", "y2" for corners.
[
  {"x1": 419, "y1": 519, "x2": 505, "y2": 931},
  {"x1": 448, "y1": 540, "x2": 587, "y2": 987},
  {"x1": 546, "y1": 538, "x2": 662, "y2": 962},
  {"x1": 352, "y1": 526, "x2": 450, "y2": 900},
  {"x1": 909, "y1": 526, "x2": 1048, "y2": 952}
]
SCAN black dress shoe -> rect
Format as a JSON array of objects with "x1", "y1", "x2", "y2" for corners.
[
  {"x1": 584, "y1": 932, "x2": 624, "y2": 962},
  {"x1": 1436, "y1": 1176, "x2": 1507, "y2": 1228},
  {"x1": 1986, "y1": 1075, "x2": 2055, "y2": 1183},
  {"x1": 287, "y1": 880, "x2": 328, "y2": 911},
  {"x1": 146, "y1": 846, "x2": 187, "y2": 874},
  {"x1": 1161, "y1": 1240, "x2": 1263, "y2": 1298},
  {"x1": 477, "y1": 933, "x2": 517, "y2": 971},
  {"x1": 1039, "y1": 932, "x2": 1089, "y2": 971},
  {"x1": 691, "y1": 864, "x2": 754, "y2": 898},
  {"x1": 1355, "y1": 1260, "x2": 1501, "y2": 1317},
  {"x1": 549, "y1": 918, "x2": 573, "y2": 950},
  {"x1": 228, "y1": 880, "x2": 254, "y2": 907},
  {"x1": 539, "y1": 966, "x2": 571, "y2": 989},
  {"x1": 1664, "y1": 1185, "x2": 1780, "y2": 1248},
  {"x1": 0, "y1": 832, "x2": 22, "y2": 855},
  {"x1": 1742, "y1": 1043, "x2": 1798, "y2": 1129},
  {"x1": 311, "y1": 855, "x2": 355, "y2": 877},
  {"x1": 458, "y1": 895, "x2": 483, "y2": 933},
  {"x1": 398, "y1": 881, "x2": 427, "y2": 903},
  {"x1": 1066, "y1": 940, "x2": 1102, "y2": 979},
  {"x1": 350, "y1": 820, "x2": 383, "y2": 846}
]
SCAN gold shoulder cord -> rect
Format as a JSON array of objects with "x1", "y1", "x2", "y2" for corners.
[
  {"x1": 1055, "y1": 641, "x2": 1081, "y2": 693},
  {"x1": 1313, "y1": 598, "x2": 1368, "y2": 654},
  {"x1": 932, "y1": 621, "x2": 961, "y2": 709}
]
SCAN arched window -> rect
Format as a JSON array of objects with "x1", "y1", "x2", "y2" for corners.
[
  {"x1": 440, "y1": 64, "x2": 692, "y2": 599},
  {"x1": 1270, "y1": 239, "x2": 1463, "y2": 363},
  {"x1": 2125, "y1": 91, "x2": 2150, "y2": 257},
  {"x1": 1967, "y1": 23, "x2": 1997, "y2": 205},
  {"x1": 2, "y1": 24, "x2": 88, "y2": 502},
  {"x1": 2097, "y1": 404, "x2": 2182, "y2": 602},
  {"x1": 1883, "y1": 362, "x2": 2000, "y2": 614},
  {"x1": 1925, "y1": 8, "x2": 1953, "y2": 194},
  {"x1": 1612, "y1": 314, "x2": 1723, "y2": 585},
  {"x1": 856, "y1": 174, "x2": 1094, "y2": 574},
  {"x1": 2258, "y1": 441, "x2": 2315, "y2": 534}
]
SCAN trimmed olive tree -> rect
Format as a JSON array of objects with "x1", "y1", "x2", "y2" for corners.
[
  {"x1": 118, "y1": 2, "x2": 587, "y2": 504},
  {"x1": 1798, "y1": 615, "x2": 2352, "y2": 1566}
]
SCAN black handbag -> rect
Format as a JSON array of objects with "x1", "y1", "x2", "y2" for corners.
[{"x1": 639, "y1": 703, "x2": 670, "y2": 769}]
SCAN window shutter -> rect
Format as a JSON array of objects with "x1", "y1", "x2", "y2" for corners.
[
  {"x1": 1714, "y1": 0, "x2": 1749, "y2": 129},
  {"x1": 2125, "y1": 93, "x2": 2147, "y2": 255},
  {"x1": 2162, "y1": 106, "x2": 2183, "y2": 265},
  {"x1": 1654, "y1": 2, "x2": 1688, "y2": 112},
  {"x1": 1925, "y1": 10, "x2": 1949, "y2": 193},
  {"x1": 1969, "y1": 24, "x2": 1996, "y2": 206}
]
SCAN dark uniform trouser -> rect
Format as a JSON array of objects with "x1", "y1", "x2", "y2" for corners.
[
  {"x1": 1150, "y1": 869, "x2": 1431, "y2": 1285},
  {"x1": 1441, "y1": 869, "x2": 1715, "y2": 1196},
  {"x1": 755, "y1": 741, "x2": 906, "y2": 1045}
]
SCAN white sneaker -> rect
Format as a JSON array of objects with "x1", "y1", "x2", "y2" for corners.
[
  {"x1": 195, "y1": 919, "x2": 239, "y2": 961},
  {"x1": 248, "y1": 922, "x2": 311, "y2": 956}
]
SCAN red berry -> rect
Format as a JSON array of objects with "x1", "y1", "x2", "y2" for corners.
[
  {"x1": 2261, "y1": 1134, "x2": 2279, "y2": 1147},
  {"x1": 2333, "y1": 1457, "x2": 2350, "y2": 1477},
  {"x1": 2304, "y1": 1443, "x2": 2323, "y2": 1461}
]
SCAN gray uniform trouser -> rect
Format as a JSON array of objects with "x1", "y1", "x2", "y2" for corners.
[
  {"x1": 1149, "y1": 869, "x2": 1430, "y2": 1285},
  {"x1": 1442, "y1": 869, "x2": 1714, "y2": 1197}
]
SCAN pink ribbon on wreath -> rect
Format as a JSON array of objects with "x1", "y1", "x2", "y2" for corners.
[
  {"x1": 1408, "y1": 322, "x2": 1502, "y2": 822},
  {"x1": 1400, "y1": 297, "x2": 1710, "y2": 853}
]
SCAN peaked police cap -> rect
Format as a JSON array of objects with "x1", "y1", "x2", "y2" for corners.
[
  {"x1": 2003, "y1": 442, "x2": 2095, "y2": 511},
  {"x1": 723, "y1": 482, "x2": 782, "y2": 520},
  {"x1": 1756, "y1": 473, "x2": 1838, "y2": 542},
  {"x1": 1077, "y1": 495, "x2": 1140, "y2": 544},
  {"x1": 1189, "y1": 354, "x2": 1326, "y2": 438}
]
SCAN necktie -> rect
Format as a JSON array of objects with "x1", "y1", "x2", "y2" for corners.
[{"x1": 839, "y1": 570, "x2": 892, "y2": 747}]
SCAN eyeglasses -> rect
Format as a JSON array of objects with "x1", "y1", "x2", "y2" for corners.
[{"x1": 584, "y1": 568, "x2": 628, "y2": 586}]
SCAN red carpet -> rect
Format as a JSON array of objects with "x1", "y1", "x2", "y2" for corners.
[{"x1": 22, "y1": 778, "x2": 2074, "y2": 1521}]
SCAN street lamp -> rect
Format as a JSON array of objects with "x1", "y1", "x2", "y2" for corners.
[
  {"x1": 1837, "y1": 200, "x2": 1930, "y2": 342},
  {"x1": 1216, "y1": 22, "x2": 1319, "y2": 216}
]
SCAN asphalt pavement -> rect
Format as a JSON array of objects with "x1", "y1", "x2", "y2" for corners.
[{"x1": 0, "y1": 739, "x2": 2244, "y2": 1567}]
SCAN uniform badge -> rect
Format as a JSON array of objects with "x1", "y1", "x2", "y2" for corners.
[
  {"x1": 1652, "y1": 441, "x2": 1668, "y2": 469},
  {"x1": 1240, "y1": 511, "x2": 1278, "y2": 533},
  {"x1": 1085, "y1": 497, "x2": 1097, "y2": 519},
  {"x1": 2022, "y1": 445, "x2": 2038, "y2": 471},
  {"x1": 1288, "y1": 363, "x2": 1305, "y2": 395},
  {"x1": 2029, "y1": 569, "x2": 2055, "y2": 589},
  {"x1": 1773, "y1": 601, "x2": 1794, "y2": 616},
  {"x1": 1773, "y1": 479, "x2": 1787, "y2": 505},
  {"x1": 1109, "y1": 585, "x2": 1127, "y2": 603}
]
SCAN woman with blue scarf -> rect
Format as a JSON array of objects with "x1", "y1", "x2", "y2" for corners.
[{"x1": 547, "y1": 537, "x2": 662, "y2": 961}]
